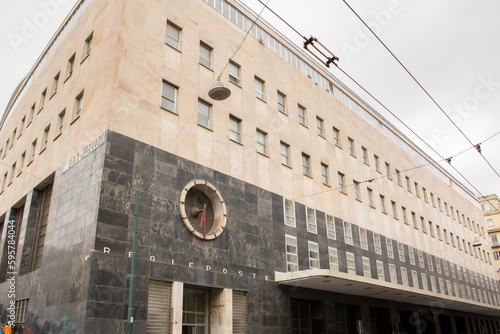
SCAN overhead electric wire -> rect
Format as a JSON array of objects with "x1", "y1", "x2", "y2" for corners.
[
  {"x1": 255, "y1": 0, "x2": 500, "y2": 213},
  {"x1": 342, "y1": 0, "x2": 500, "y2": 180}
]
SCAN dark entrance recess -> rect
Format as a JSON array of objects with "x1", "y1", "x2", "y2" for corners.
[
  {"x1": 438, "y1": 315, "x2": 453, "y2": 334},
  {"x1": 455, "y1": 316, "x2": 467, "y2": 334},
  {"x1": 291, "y1": 299, "x2": 327, "y2": 334},
  {"x1": 370, "y1": 307, "x2": 392, "y2": 334},
  {"x1": 419, "y1": 312, "x2": 437, "y2": 334},
  {"x1": 399, "y1": 310, "x2": 417, "y2": 334}
]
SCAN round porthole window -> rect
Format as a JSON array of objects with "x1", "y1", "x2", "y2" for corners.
[{"x1": 179, "y1": 180, "x2": 227, "y2": 240}]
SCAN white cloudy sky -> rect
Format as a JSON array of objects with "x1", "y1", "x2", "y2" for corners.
[{"x1": 1, "y1": 0, "x2": 499, "y2": 198}]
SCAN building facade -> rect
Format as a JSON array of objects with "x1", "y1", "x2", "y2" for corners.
[
  {"x1": 480, "y1": 194, "x2": 500, "y2": 280},
  {"x1": 0, "y1": 0, "x2": 499, "y2": 333}
]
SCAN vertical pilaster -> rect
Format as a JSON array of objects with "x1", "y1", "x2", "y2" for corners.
[
  {"x1": 171, "y1": 281, "x2": 183, "y2": 334},
  {"x1": 210, "y1": 288, "x2": 233, "y2": 334}
]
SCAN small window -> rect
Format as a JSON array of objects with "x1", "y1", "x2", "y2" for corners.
[
  {"x1": 228, "y1": 61, "x2": 241, "y2": 85},
  {"x1": 423, "y1": 187, "x2": 428, "y2": 202},
  {"x1": 166, "y1": 21, "x2": 181, "y2": 50},
  {"x1": 19, "y1": 116, "x2": 25, "y2": 137},
  {"x1": 306, "y1": 207, "x2": 317, "y2": 234},
  {"x1": 386, "y1": 238, "x2": 394, "y2": 258},
  {"x1": 415, "y1": 182, "x2": 420, "y2": 197},
  {"x1": 8, "y1": 163, "x2": 16, "y2": 185},
  {"x1": 284, "y1": 199, "x2": 295, "y2": 227},
  {"x1": 285, "y1": 235, "x2": 298, "y2": 272},
  {"x1": 389, "y1": 264, "x2": 397, "y2": 283},
  {"x1": 41, "y1": 125, "x2": 50, "y2": 152},
  {"x1": 280, "y1": 142, "x2": 290, "y2": 166},
  {"x1": 161, "y1": 81, "x2": 178, "y2": 113},
  {"x1": 329, "y1": 247, "x2": 339, "y2": 271},
  {"x1": 346, "y1": 252, "x2": 356, "y2": 275},
  {"x1": 199, "y1": 42, "x2": 212, "y2": 68},
  {"x1": 197, "y1": 100, "x2": 211, "y2": 129},
  {"x1": 391, "y1": 201, "x2": 398, "y2": 219},
  {"x1": 353, "y1": 180, "x2": 361, "y2": 201},
  {"x1": 326, "y1": 215, "x2": 336, "y2": 239},
  {"x1": 302, "y1": 153, "x2": 311, "y2": 177},
  {"x1": 254, "y1": 77, "x2": 265, "y2": 100},
  {"x1": 74, "y1": 90, "x2": 84, "y2": 120},
  {"x1": 401, "y1": 268, "x2": 408, "y2": 286},
  {"x1": 256, "y1": 129, "x2": 267, "y2": 155},
  {"x1": 308, "y1": 241, "x2": 320, "y2": 269},
  {"x1": 229, "y1": 115, "x2": 241, "y2": 143},
  {"x1": 406, "y1": 176, "x2": 411, "y2": 192},
  {"x1": 362, "y1": 147, "x2": 369, "y2": 165},
  {"x1": 362, "y1": 257, "x2": 371, "y2": 278},
  {"x1": 373, "y1": 233, "x2": 381, "y2": 254},
  {"x1": 39, "y1": 89, "x2": 47, "y2": 112},
  {"x1": 427, "y1": 254, "x2": 434, "y2": 271},
  {"x1": 408, "y1": 247, "x2": 415, "y2": 265},
  {"x1": 316, "y1": 117, "x2": 325, "y2": 137},
  {"x1": 401, "y1": 207, "x2": 408, "y2": 224},
  {"x1": 338, "y1": 172, "x2": 346, "y2": 194},
  {"x1": 367, "y1": 188, "x2": 374, "y2": 207},
  {"x1": 412, "y1": 211, "x2": 417, "y2": 229},
  {"x1": 396, "y1": 170, "x2": 402, "y2": 186},
  {"x1": 51, "y1": 72, "x2": 60, "y2": 96},
  {"x1": 1, "y1": 172, "x2": 7, "y2": 193},
  {"x1": 488, "y1": 219, "x2": 494, "y2": 227},
  {"x1": 348, "y1": 137, "x2": 356, "y2": 156},
  {"x1": 18, "y1": 151, "x2": 26, "y2": 176},
  {"x1": 380, "y1": 195, "x2": 386, "y2": 213},
  {"x1": 83, "y1": 32, "x2": 93, "y2": 58},
  {"x1": 377, "y1": 261, "x2": 385, "y2": 281},
  {"x1": 66, "y1": 53, "x2": 75, "y2": 79},
  {"x1": 360, "y1": 228, "x2": 368, "y2": 250},
  {"x1": 333, "y1": 127, "x2": 341, "y2": 147},
  {"x1": 298, "y1": 104, "x2": 307, "y2": 126},
  {"x1": 57, "y1": 109, "x2": 65, "y2": 137},
  {"x1": 277, "y1": 91, "x2": 286, "y2": 114},
  {"x1": 420, "y1": 217, "x2": 426, "y2": 233},
  {"x1": 385, "y1": 162, "x2": 391, "y2": 179},
  {"x1": 28, "y1": 103, "x2": 35, "y2": 124},
  {"x1": 29, "y1": 139, "x2": 37, "y2": 164},
  {"x1": 15, "y1": 298, "x2": 29, "y2": 323},
  {"x1": 321, "y1": 163, "x2": 329, "y2": 185},
  {"x1": 374, "y1": 155, "x2": 380, "y2": 172},
  {"x1": 344, "y1": 221, "x2": 353, "y2": 245},
  {"x1": 429, "y1": 221, "x2": 434, "y2": 237}
]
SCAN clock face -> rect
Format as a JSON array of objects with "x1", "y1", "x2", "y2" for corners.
[{"x1": 179, "y1": 180, "x2": 227, "y2": 240}]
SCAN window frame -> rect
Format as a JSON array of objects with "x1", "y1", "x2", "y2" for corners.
[
  {"x1": 302, "y1": 153, "x2": 311, "y2": 177},
  {"x1": 199, "y1": 41, "x2": 213, "y2": 68},
  {"x1": 161, "y1": 81, "x2": 178, "y2": 113},
  {"x1": 197, "y1": 99, "x2": 212, "y2": 129},
  {"x1": 165, "y1": 21, "x2": 181, "y2": 50},
  {"x1": 277, "y1": 91, "x2": 287, "y2": 114},
  {"x1": 254, "y1": 76, "x2": 265, "y2": 101},
  {"x1": 256, "y1": 129, "x2": 268, "y2": 155},
  {"x1": 229, "y1": 115, "x2": 241, "y2": 143},
  {"x1": 280, "y1": 141, "x2": 290, "y2": 166}
]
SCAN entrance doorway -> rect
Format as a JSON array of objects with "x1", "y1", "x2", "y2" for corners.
[{"x1": 182, "y1": 287, "x2": 209, "y2": 334}]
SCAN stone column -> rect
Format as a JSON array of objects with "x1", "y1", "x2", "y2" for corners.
[
  {"x1": 171, "y1": 281, "x2": 183, "y2": 334},
  {"x1": 210, "y1": 288, "x2": 233, "y2": 334}
]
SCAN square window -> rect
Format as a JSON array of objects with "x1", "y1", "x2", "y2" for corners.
[
  {"x1": 199, "y1": 42, "x2": 212, "y2": 68},
  {"x1": 254, "y1": 77, "x2": 265, "y2": 100},
  {"x1": 280, "y1": 142, "x2": 290, "y2": 166},
  {"x1": 229, "y1": 61, "x2": 240, "y2": 85},
  {"x1": 197, "y1": 100, "x2": 211, "y2": 129},
  {"x1": 229, "y1": 116, "x2": 241, "y2": 143},
  {"x1": 316, "y1": 117, "x2": 325, "y2": 137},
  {"x1": 321, "y1": 163, "x2": 329, "y2": 185},
  {"x1": 302, "y1": 153, "x2": 311, "y2": 177},
  {"x1": 277, "y1": 91, "x2": 286, "y2": 114},
  {"x1": 166, "y1": 21, "x2": 181, "y2": 49},
  {"x1": 298, "y1": 105, "x2": 307, "y2": 126},
  {"x1": 161, "y1": 81, "x2": 178, "y2": 113}
]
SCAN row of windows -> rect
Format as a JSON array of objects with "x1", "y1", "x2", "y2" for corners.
[{"x1": 285, "y1": 234, "x2": 499, "y2": 306}]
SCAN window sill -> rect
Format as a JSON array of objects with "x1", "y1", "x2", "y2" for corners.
[
  {"x1": 339, "y1": 190, "x2": 348, "y2": 196},
  {"x1": 49, "y1": 92, "x2": 56, "y2": 100},
  {"x1": 229, "y1": 139, "x2": 243, "y2": 146},
  {"x1": 17, "y1": 171, "x2": 22, "y2": 177},
  {"x1": 64, "y1": 73, "x2": 72, "y2": 83},
  {"x1": 282, "y1": 163, "x2": 292, "y2": 169},
  {"x1": 39, "y1": 148, "x2": 46, "y2": 155},
  {"x1": 7, "y1": 182, "x2": 12, "y2": 187},
  {"x1": 199, "y1": 63, "x2": 213, "y2": 71},
  {"x1": 350, "y1": 154, "x2": 356, "y2": 158},
  {"x1": 160, "y1": 106, "x2": 178, "y2": 115},
  {"x1": 322, "y1": 182, "x2": 331, "y2": 187},
  {"x1": 355, "y1": 198, "x2": 362, "y2": 203},
  {"x1": 53, "y1": 133, "x2": 62, "y2": 141},
  {"x1": 257, "y1": 151, "x2": 269, "y2": 158},
  {"x1": 256, "y1": 96, "x2": 266, "y2": 103},
  {"x1": 278, "y1": 110, "x2": 288, "y2": 116},
  {"x1": 229, "y1": 80, "x2": 241, "y2": 88},
  {"x1": 334, "y1": 144, "x2": 342, "y2": 149},
  {"x1": 27, "y1": 121, "x2": 32, "y2": 128},
  {"x1": 369, "y1": 205, "x2": 376, "y2": 209},
  {"x1": 197, "y1": 124, "x2": 213, "y2": 132},
  {"x1": 80, "y1": 54, "x2": 90, "y2": 64},
  {"x1": 37, "y1": 107, "x2": 44, "y2": 115},
  {"x1": 303, "y1": 173, "x2": 313, "y2": 179},
  {"x1": 70, "y1": 116, "x2": 80, "y2": 125},
  {"x1": 165, "y1": 43, "x2": 182, "y2": 53},
  {"x1": 363, "y1": 162, "x2": 370, "y2": 167},
  {"x1": 27, "y1": 161, "x2": 33, "y2": 167},
  {"x1": 318, "y1": 134, "x2": 326, "y2": 139},
  {"x1": 17, "y1": 133, "x2": 22, "y2": 140},
  {"x1": 299, "y1": 123, "x2": 308, "y2": 129}
]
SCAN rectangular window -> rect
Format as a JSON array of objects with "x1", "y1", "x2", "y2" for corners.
[
  {"x1": 398, "y1": 242, "x2": 405, "y2": 262},
  {"x1": 412, "y1": 211, "x2": 418, "y2": 229},
  {"x1": 414, "y1": 182, "x2": 420, "y2": 197},
  {"x1": 165, "y1": 21, "x2": 181, "y2": 49},
  {"x1": 389, "y1": 264, "x2": 397, "y2": 283},
  {"x1": 406, "y1": 176, "x2": 411, "y2": 192},
  {"x1": 302, "y1": 153, "x2": 311, "y2": 176},
  {"x1": 18, "y1": 151, "x2": 26, "y2": 176},
  {"x1": 229, "y1": 115, "x2": 241, "y2": 143},
  {"x1": 429, "y1": 221, "x2": 434, "y2": 237},
  {"x1": 423, "y1": 188, "x2": 428, "y2": 202},
  {"x1": 51, "y1": 72, "x2": 60, "y2": 96},
  {"x1": 233, "y1": 291, "x2": 248, "y2": 334},
  {"x1": 316, "y1": 117, "x2": 325, "y2": 137},
  {"x1": 362, "y1": 257, "x2": 371, "y2": 278},
  {"x1": 346, "y1": 252, "x2": 356, "y2": 275},
  {"x1": 39, "y1": 89, "x2": 46, "y2": 112},
  {"x1": 443, "y1": 261, "x2": 449, "y2": 276},
  {"x1": 66, "y1": 53, "x2": 75, "y2": 79},
  {"x1": 8, "y1": 163, "x2": 16, "y2": 185},
  {"x1": 57, "y1": 109, "x2": 65, "y2": 136},
  {"x1": 329, "y1": 247, "x2": 339, "y2": 271},
  {"x1": 306, "y1": 207, "x2": 317, "y2": 234},
  {"x1": 348, "y1": 137, "x2": 356, "y2": 156},
  {"x1": 431, "y1": 193, "x2": 436, "y2": 207},
  {"x1": 280, "y1": 142, "x2": 290, "y2": 166},
  {"x1": 41, "y1": 125, "x2": 50, "y2": 152},
  {"x1": 285, "y1": 235, "x2": 298, "y2": 272},
  {"x1": 374, "y1": 155, "x2": 381, "y2": 172},
  {"x1": 28, "y1": 103, "x2": 35, "y2": 125},
  {"x1": 147, "y1": 281, "x2": 172, "y2": 334},
  {"x1": 374, "y1": 233, "x2": 382, "y2": 254},
  {"x1": 444, "y1": 202, "x2": 449, "y2": 215},
  {"x1": 418, "y1": 250, "x2": 424, "y2": 268},
  {"x1": 161, "y1": 81, "x2": 178, "y2": 113},
  {"x1": 396, "y1": 170, "x2": 402, "y2": 186},
  {"x1": 391, "y1": 201, "x2": 398, "y2": 219},
  {"x1": 401, "y1": 268, "x2": 408, "y2": 286},
  {"x1": 344, "y1": 221, "x2": 353, "y2": 245},
  {"x1": 360, "y1": 228, "x2": 368, "y2": 250},
  {"x1": 427, "y1": 254, "x2": 433, "y2": 271},
  {"x1": 284, "y1": 199, "x2": 295, "y2": 227},
  {"x1": 326, "y1": 215, "x2": 336, "y2": 239},
  {"x1": 84, "y1": 32, "x2": 93, "y2": 58},
  {"x1": 368, "y1": 188, "x2": 374, "y2": 207},
  {"x1": 438, "y1": 198, "x2": 443, "y2": 211},
  {"x1": 409, "y1": 247, "x2": 415, "y2": 265},
  {"x1": 430, "y1": 276, "x2": 437, "y2": 292},
  {"x1": 199, "y1": 42, "x2": 212, "y2": 68},
  {"x1": 333, "y1": 127, "x2": 341, "y2": 147},
  {"x1": 197, "y1": 100, "x2": 211, "y2": 129},
  {"x1": 420, "y1": 216, "x2": 426, "y2": 233},
  {"x1": 256, "y1": 129, "x2": 267, "y2": 155},
  {"x1": 29, "y1": 139, "x2": 37, "y2": 164},
  {"x1": 492, "y1": 235, "x2": 499, "y2": 246},
  {"x1": 29, "y1": 184, "x2": 53, "y2": 271},
  {"x1": 385, "y1": 162, "x2": 391, "y2": 179},
  {"x1": 321, "y1": 163, "x2": 329, "y2": 185},
  {"x1": 228, "y1": 61, "x2": 240, "y2": 85},
  {"x1": 19, "y1": 116, "x2": 25, "y2": 137},
  {"x1": 402, "y1": 206, "x2": 407, "y2": 224},
  {"x1": 386, "y1": 238, "x2": 394, "y2": 258},
  {"x1": 412, "y1": 270, "x2": 419, "y2": 288},
  {"x1": 488, "y1": 219, "x2": 494, "y2": 227},
  {"x1": 182, "y1": 287, "x2": 208, "y2": 331},
  {"x1": 422, "y1": 274, "x2": 428, "y2": 291},
  {"x1": 338, "y1": 172, "x2": 346, "y2": 193},
  {"x1": 10, "y1": 129, "x2": 16, "y2": 147},
  {"x1": 254, "y1": 77, "x2": 265, "y2": 100},
  {"x1": 298, "y1": 104, "x2": 307, "y2": 126},
  {"x1": 353, "y1": 180, "x2": 361, "y2": 201},
  {"x1": 1, "y1": 172, "x2": 7, "y2": 193},
  {"x1": 74, "y1": 90, "x2": 84, "y2": 119},
  {"x1": 380, "y1": 195, "x2": 386, "y2": 213},
  {"x1": 362, "y1": 147, "x2": 369, "y2": 165},
  {"x1": 15, "y1": 298, "x2": 29, "y2": 323},
  {"x1": 308, "y1": 241, "x2": 320, "y2": 269},
  {"x1": 277, "y1": 91, "x2": 286, "y2": 114},
  {"x1": 377, "y1": 261, "x2": 385, "y2": 281}
]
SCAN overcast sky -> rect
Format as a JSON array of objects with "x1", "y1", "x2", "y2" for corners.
[{"x1": 1, "y1": 0, "x2": 499, "y2": 199}]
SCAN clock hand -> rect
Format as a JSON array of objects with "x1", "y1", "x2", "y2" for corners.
[{"x1": 200, "y1": 204, "x2": 207, "y2": 235}]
